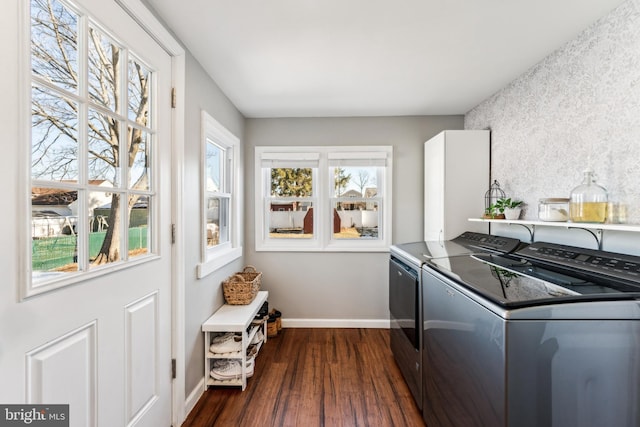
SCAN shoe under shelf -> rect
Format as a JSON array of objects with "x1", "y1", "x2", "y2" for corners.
[{"x1": 202, "y1": 291, "x2": 269, "y2": 390}]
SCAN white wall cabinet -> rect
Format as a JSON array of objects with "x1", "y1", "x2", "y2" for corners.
[
  {"x1": 202, "y1": 291, "x2": 269, "y2": 390},
  {"x1": 424, "y1": 130, "x2": 490, "y2": 241}
]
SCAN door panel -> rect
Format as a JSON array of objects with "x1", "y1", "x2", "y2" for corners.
[
  {"x1": 26, "y1": 322, "x2": 98, "y2": 426},
  {"x1": 125, "y1": 292, "x2": 160, "y2": 425},
  {"x1": 0, "y1": 0, "x2": 173, "y2": 426}
]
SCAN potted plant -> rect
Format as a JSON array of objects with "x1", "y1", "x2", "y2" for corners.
[
  {"x1": 483, "y1": 198, "x2": 523, "y2": 220},
  {"x1": 499, "y1": 198, "x2": 524, "y2": 220}
]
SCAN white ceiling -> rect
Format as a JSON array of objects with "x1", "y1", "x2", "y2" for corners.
[{"x1": 144, "y1": 0, "x2": 625, "y2": 118}]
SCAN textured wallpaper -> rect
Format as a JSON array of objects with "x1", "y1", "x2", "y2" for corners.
[{"x1": 465, "y1": 0, "x2": 640, "y2": 224}]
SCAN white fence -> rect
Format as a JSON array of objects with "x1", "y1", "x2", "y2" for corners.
[
  {"x1": 32, "y1": 216, "x2": 78, "y2": 238},
  {"x1": 269, "y1": 210, "x2": 378, "y2": 231},
  {"x1": 336, "y1": 210, "x2": 378, "y2": 228}
]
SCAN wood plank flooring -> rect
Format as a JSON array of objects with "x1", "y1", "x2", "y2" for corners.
[{"x1": 182, "y1": 328, "x2": 425, "y2": 427}]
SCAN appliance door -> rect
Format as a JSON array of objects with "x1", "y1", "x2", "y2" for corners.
[
  {"x1": 389, "y1": 256, "x2": 422, "y2": 409},
  {"x1": 422, "y1": 266, "x2": 505, "y2": 427},
  {"x1": 389, "y1": 257, "x2": 420, "y2": 348}
]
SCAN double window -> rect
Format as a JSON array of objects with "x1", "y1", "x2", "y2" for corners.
[{"x1": 255, "y1": 146, "x2": 392, "y2": 251}]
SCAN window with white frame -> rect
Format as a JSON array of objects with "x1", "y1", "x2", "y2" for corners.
[
  {"x1": 198, "y1": 111, "x2": 242, "y2": 278},
  {"x1": 255, "y1": 146, "x2": 392, "y2": 252},
  {"x1": 29, "y1": 0, "x2": 158, "y2": 294}
]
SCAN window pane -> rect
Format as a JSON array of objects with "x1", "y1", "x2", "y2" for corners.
[
  {"x1": 129, "y1": 126, "x2": 150, "y2": 190},
  {"x1": 270, "y1": 168, "x2": 313, "y2": 197},
  {"x1": 128, "y1": 57, "x2": 151, "y2": 125},
  {"x1": 206, "y1": 140, "x2": 223, "y2": 192},
  {"x1": 30, "y1": 0, "x2": 78, "y2": 93},
  {"x1": 332, "y1": 166, "x2": 378, "y2": 198},
  {"x1": 267, "y1": 167, "x2": 314, "y2": 239},
  {"x1": 31, "y1": 86, "x2": 78, "y2": 181},
  {"x1": 206, "y1": 197, "x2": 229, "y2": 247},
  {"x1": 268, "y1": 201, "x2": 314, "y2": 239},
  {"x1": 89, "y1": 191, "x2": 122, "y2": 267},
  {"x1": 129, "y1": 195, "x2": 149, "y2": 259},
  {"x1": 332, "y1": 166, "x2": 380, "y2": 239},
  {"x1": 88, "y1": 26, "x2": 119, "y2": 111},
  {"x1": 88, "y1": 110, "x2": 120, "y2": 186},
  {"x1": 333, "y1": 200, "x2": 380, "y2": 240},
  {"x1": 32, "y1": 186, "x2": 80, "y2": 278}
]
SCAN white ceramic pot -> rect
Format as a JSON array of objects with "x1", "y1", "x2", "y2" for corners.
[{"x1": 504, "y1": 207, "x2": 522, "y2": 220}]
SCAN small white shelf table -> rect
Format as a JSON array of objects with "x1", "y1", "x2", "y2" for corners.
[{"x1": 202, "y1": 290, "x2": 268, "y2": 390}]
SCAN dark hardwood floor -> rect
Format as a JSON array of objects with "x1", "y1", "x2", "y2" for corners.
[{"x1": 182, "y1": 328, "x2": 425, "y2": 427}]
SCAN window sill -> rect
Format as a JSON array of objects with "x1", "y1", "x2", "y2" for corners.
[
  {"x1": 255, "y1": 244, "x2": 389, "y2": 253},
  {"x1": 197, "y1": 246, "x2": 243, "y2": 279},
  {"x1": 25, "y1": 254, "x2": 161, "y2": 300}
]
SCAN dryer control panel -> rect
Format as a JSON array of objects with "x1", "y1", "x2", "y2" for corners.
[
  {"x1": 516, "y1": 242, "x2": 640, "y2": 285},
  {"x1": 455, "y1": 231, "x2": 521, "y2": 253}
]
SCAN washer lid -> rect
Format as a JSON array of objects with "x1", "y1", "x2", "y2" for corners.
[
  {"x1": 391, "y1": 239, "x2": 478, "y2": 266},
  {"x1": 426, "y1": 253, "x2": 640, "y2": 310},
  {"x1": 390, "y1": 231, "x2": 522, "y2": 265}
]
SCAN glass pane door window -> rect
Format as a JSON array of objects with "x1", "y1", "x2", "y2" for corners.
[{"x1": 30, "y1": 0, "x2": 156, "y2": 289}]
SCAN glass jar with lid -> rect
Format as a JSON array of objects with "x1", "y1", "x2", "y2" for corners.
[
  {"x1": 538, "y1": 198, "x2": 569, "y2": 222},
  {"x1": 569, "y1": 170, "x2": 608, "y2": 223}
]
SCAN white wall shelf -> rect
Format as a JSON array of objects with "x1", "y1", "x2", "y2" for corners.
[
  {"x1": 469, "y1": 218, "x2": 640, "y2": 249},
  {"x1": 202, "y1": 290, "x2": 268, "y2": 390}
]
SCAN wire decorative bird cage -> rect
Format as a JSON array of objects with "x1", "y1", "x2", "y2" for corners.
[{"x1": 485, "y1": 180, "x2": 506, "y2": 211}]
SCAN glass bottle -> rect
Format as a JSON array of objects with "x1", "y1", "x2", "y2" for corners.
[{"x1": 569, "y1": 170, "x2": 608, "y2": 223}]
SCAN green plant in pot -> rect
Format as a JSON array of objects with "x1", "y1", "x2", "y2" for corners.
[
  {"x1": 499, "y1": 198, "x2": 524, "y2": 220},
  {"x1": 484, "y1": 198, "x2": 523, "y2": 220}
]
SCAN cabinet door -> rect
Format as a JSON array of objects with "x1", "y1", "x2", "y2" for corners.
[
  {"x1": 424, "y1": 130, "x2": 489, "y2": 242},
  {"x1": 424, "y1": 133, "x2": 445, "y2": 241},
  {"x1": 443, "y1": 131, "x2": 490, "y2": 240}
]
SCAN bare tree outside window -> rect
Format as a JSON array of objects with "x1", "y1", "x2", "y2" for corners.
[
  {"x1": 354, "y1": 170, "x2": 370, "y2": 198},
  {"x1": 30, "y1": 0, "x2": 153, "y2": 274}
]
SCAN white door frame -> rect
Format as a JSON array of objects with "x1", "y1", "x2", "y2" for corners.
[{"x1": 114, "y1": 1, "x2": 187, "y2": 425}]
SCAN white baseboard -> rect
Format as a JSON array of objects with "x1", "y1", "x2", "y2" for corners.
[
  {"x1": 282, "y1": 318, "x2": 390, "y2": 328},
  {"x1": 184, "y1": 377, "x2": 205, "y2": 419}
]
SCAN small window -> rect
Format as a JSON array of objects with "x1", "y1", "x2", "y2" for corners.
[
  {"x1": 198, "y1": 112, "x2": 242, "y2": 278},
  {"x1": 255, "y1": 146, "x2": 392, "y2": 252}
]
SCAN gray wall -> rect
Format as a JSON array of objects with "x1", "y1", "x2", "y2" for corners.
[
  {"x1": 465, "y1": 0, "x2": 640, "y2": 252},
  {"x1": 183, "y1": 51, "x2": 246, "y2": 394},
  {"x1": 244, "y1": 116, "x2": 462, "y2": 322},
  {"x1": 181, "y1": 0, "x2": 640, "y2": 397}
]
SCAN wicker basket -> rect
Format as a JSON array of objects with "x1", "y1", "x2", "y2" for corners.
[
  {"x1": 236, "y1": 266, "x2": 262, "y2": 287},
  {"x1": 222, "y1": 267, "x2": 262, "y2": 305}
]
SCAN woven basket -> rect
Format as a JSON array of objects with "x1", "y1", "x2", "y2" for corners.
[
  {"x1": 236, "y1": 266, "x2": 262, "y2": 287},
  {"x1": 222, "y1": 267, "x2": 261, "y2": 305}
]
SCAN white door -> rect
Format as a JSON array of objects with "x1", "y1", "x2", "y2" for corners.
[{"x1": 0, "y1": 0, "x2": 174, "y2": 426}]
